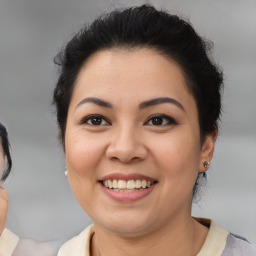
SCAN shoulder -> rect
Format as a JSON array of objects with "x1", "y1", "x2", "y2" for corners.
[
  {"x1": 196, "y1": 219, "x2": 229, "y2": 256},
  {"x1": 0, "y1": 228, "x2": 19, "y2": 256},
  {"x1": 57, "y1": 225, "x2": 94, "y2": 256},
  {"x1": 195, "y1": 218, "x2": 256, "y2": 256},
  {"x1": 12, "y1": 239, "x2": 60, "y2": 256},
  {"x1": 222, "y1": 233, "x2": 256, "y2": 256},
  {"x1": 0, "y1": 229, "x2": 60, "y2": 256}
]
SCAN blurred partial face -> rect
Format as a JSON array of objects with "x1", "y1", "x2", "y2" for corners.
[
  {"x1": 0, "y1": 144, "x2": 5, "y2": 177},
  {"x1": 65, "y1": 49, "x2": 214, "y2": 236}
]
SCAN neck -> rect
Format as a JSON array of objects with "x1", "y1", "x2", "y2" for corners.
[{"x1": 91, "y1": 216, "x2": 208, "y2": 256}]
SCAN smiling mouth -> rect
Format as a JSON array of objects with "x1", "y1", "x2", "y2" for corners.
[{"x1": 101, "y1": 179, "x2": 158, "y2": 192}]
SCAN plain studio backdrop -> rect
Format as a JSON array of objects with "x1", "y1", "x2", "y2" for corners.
[{"x1": 0, "y1": 0, "x2": 255, "y2": 244}]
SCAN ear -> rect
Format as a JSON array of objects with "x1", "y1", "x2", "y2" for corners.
[{"x1": 198, "y1": 129, "x2": 218, "y2": 173}]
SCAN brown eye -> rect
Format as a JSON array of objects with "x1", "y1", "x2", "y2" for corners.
[
  {"x1": 82, "y1": 115, "x2": 110, "y2": 126},
  {"x1": 151, "y1": 117, "x2": 164, "y2": 125},
  {"x1": 145, "y1": 114, "x2": 177, "y2": 126},
  {"x1": 90, "y1": 117, "x2": 103, "y2": 125}
]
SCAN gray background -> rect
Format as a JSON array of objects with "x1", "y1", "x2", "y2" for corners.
[{"x1": 0, "y1": 0, "x2": 255, "y2": 244}]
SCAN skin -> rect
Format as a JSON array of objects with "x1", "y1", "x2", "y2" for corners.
[
  {"x1": 65, "y1": 48, "x2": 217, "y2": 256},
  {"x1": 0, "y1": 144, "x2": 5, "y2": 177},
  {"x1": 0, "y1": 144, "x2": 8, "y2": 236},
  {"x1": 0, "y1": 145, "x2": 60, "y2": 255}
]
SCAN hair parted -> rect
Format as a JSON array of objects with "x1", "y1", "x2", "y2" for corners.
[{"x1": 0, "y1": 123, "x2": 12, "y2": 181}]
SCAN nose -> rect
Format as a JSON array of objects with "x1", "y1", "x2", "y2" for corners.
[{"x1": 106, "y1": 126, "x2": 147, "y2": 163}]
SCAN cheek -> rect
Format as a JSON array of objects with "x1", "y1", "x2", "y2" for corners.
[
  {"x1": 65, "y1": 130, "x2": 104, "y2": 177},
  {"x1": 64, "y1": 129, "x2": 109, "y2": 207},
  {"x1": 65, "y1": 132, "x2": 103, "y2": 214},
  {"x1": 152, "y1": 129, "x2": 201, "y2": 183},
  {"x1": 151, "y1": 133, "x2": 201, "y2": 212}
]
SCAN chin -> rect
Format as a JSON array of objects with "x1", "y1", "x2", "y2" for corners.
[{"x1": 94, "y1": 212, "x2": 157, "y2": 237}]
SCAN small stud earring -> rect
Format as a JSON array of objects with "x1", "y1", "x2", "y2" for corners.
[{"x1": 203, "y1": 161, "x2": 210, "y2": 168}]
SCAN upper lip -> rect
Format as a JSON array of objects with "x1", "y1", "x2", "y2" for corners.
[{"x1": 100, "y1": 173, "x2": 157, "y2": 182}]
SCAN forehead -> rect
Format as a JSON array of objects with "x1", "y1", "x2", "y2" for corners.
[
  {"x1": 79, "y1": 48, "x2": 186, "y2": 84},
  {"x1": 72, "y1": 48, "x2": 194, "y2": 104}
]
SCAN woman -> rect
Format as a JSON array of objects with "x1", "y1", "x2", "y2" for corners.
[
  {"x1": 0, "y1": 123, "x2": 59, "y2": 256},
  {"x1": 0, "y1": 4, "x2": 255, "y2": 256},
  {"x1": 53, "y1": 5, "x2": 255, "y2": 256},
  {"x1": 0, "y1": 123, "x2": 19, "y2": 254}
]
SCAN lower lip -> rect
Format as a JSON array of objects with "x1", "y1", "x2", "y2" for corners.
[{"x1": 100, "y1": 183, "x2": 156, "y2": 202}]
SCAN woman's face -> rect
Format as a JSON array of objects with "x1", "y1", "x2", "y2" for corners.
[{"x1": 65, "y1": 49, "x2": 215, "y2": 236}]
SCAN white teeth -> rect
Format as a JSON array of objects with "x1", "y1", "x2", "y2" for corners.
[
  {"x1": 113, "y1": 179, "x2": 118, "y2": 189},
  {"x1": 103, "y1": 180, "x2": 108, "y2": 187},
  {"x1": 118, "y1": 180, "x2": 126, "y2": 189},
  {"x1": 108, "y1": 180, "x2": 113, "y2": 189},
  {"x1": 102, "y1": 179, "x2": 155, "y2": 190},
  {"x1": 135, "y1": 180, "x2": 141, "y2": 188},
  {"x1": 141, "y1": 180, "x2": 147, "y2": 188},
  {"x1": 112, "y1": 188, "x2": 142, "y2": 192},
  {"x1": 127, "y1": 180, "x2": 135, "y2": 189}
]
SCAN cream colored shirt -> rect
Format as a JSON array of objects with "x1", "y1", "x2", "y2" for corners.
[
  {"x1": 1, "y1": 220, "x2": 255, "y2": 255},
  {"x1": 0, "y1": 229, "x2": 59, "y2": 256},
  {"x1": 57, "y1": 219, "x2": 230, "y2": 256},
  {"x1": 0, "y1": 229, "x2": 19, "y2": 256}
]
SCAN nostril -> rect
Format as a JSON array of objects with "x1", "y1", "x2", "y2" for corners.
[
  {"x1": 109, "y1": 155, "x2": 144, "y2": 163},
  {"x1": 106, "y1": 143, "x2": 148, "y2": 163}
]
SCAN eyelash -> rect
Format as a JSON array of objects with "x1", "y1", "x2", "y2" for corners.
[
  {"x1": 144, "y1": 114, "x2": 177, "y2": 126},
  {"x1": 81, "y1": 114, "x2": 110, "y2": 126},
  {"x1": 81, "y1": 114, "x2": 177, "y2": 127}
]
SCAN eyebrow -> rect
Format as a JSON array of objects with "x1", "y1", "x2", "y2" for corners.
[
  {"x1": 139, "y1": 97, "x2": 185, "y2": 111},
  {"x1": 75, "y1": 97, "x2": 113, "y2": 110},
  {"x1": 75, "y1": 96, "x2": 185, "y2": 112}
]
